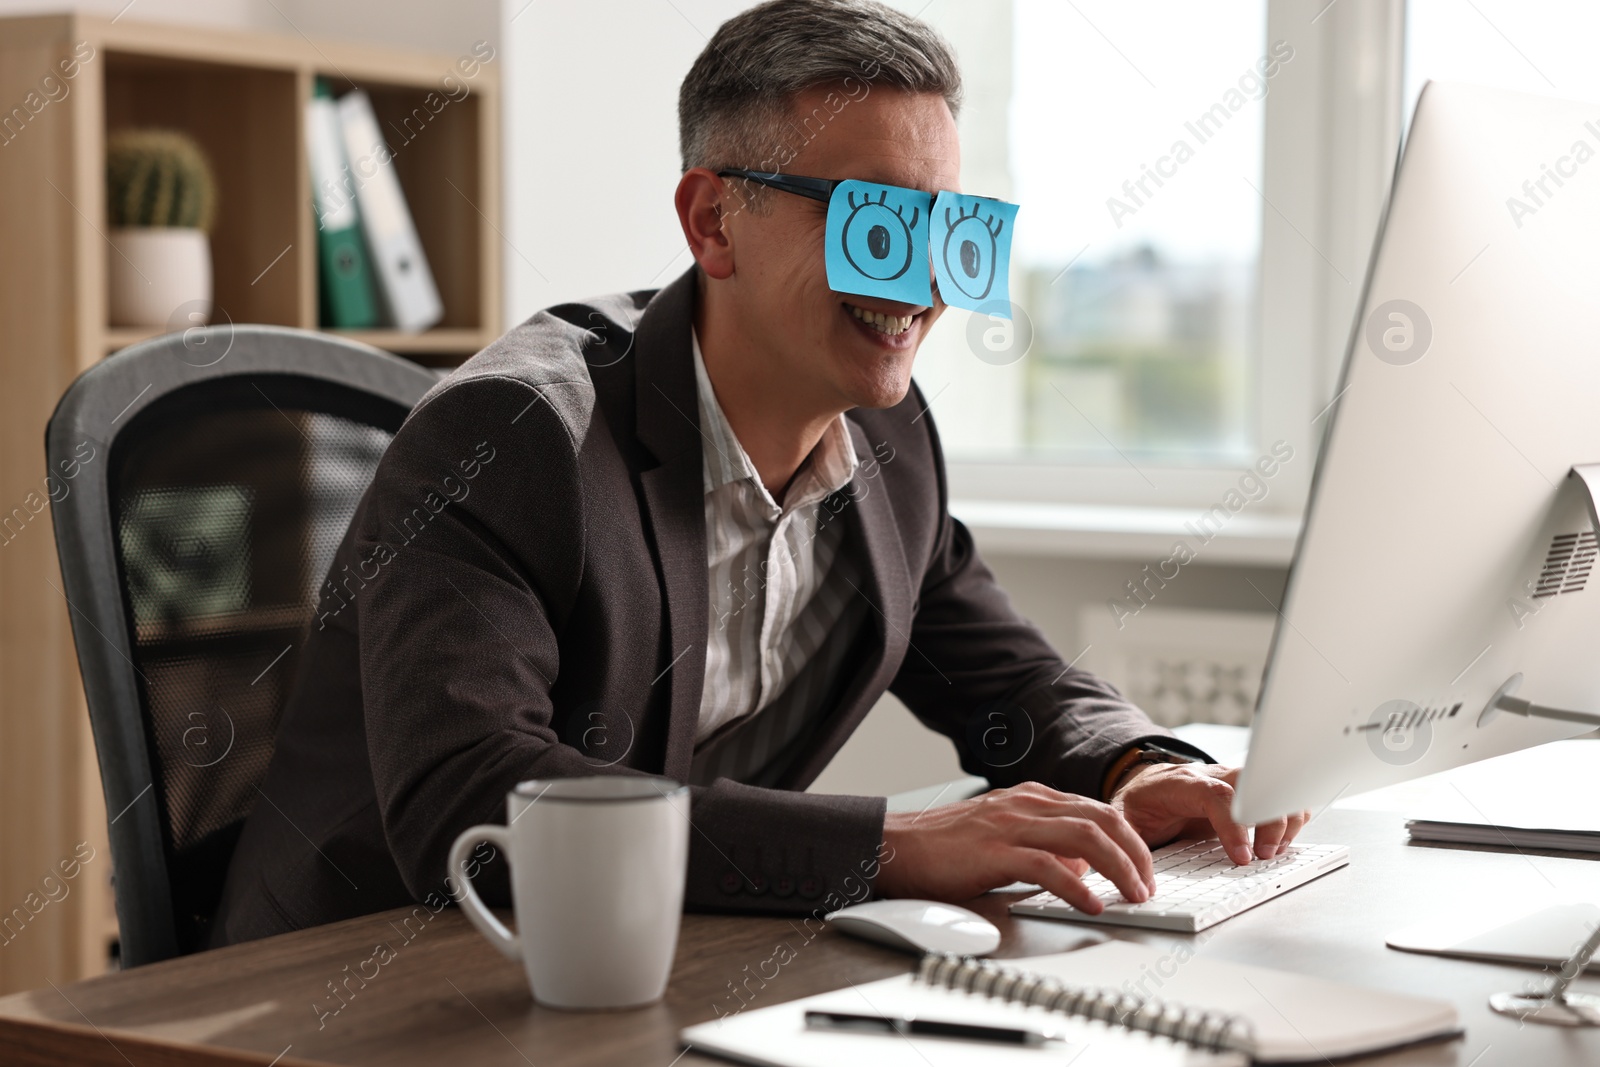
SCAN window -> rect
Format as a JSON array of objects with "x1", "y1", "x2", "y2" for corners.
[
  {"x1": 911, "y1": 0, "x2": 1403, "y2": 513},
  {"x1": 918, "y1": 1, "x2": 1268, "y2": 465}
]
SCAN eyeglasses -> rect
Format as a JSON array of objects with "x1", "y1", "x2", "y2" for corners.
[
  {"x1": 718, "y1": 168, "x2": 842, "y2": 204},
  {"x1": 716, "y1": 168, "x2": 1019, "y2": 316}
]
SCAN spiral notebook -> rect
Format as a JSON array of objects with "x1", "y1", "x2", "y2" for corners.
[{"x1": 680, "y1": 940, "x2": 1460, "y2": 1066}]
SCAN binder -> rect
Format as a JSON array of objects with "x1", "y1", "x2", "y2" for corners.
[
  {"x1": 306, "y1": 79, "x2": 380, "y2": 329},
  {"x1": 336, "y1": 89, "x2": 443, "y2": 333},
  {"x1": 1403, "y1": 740, "x2": 1600, "y2": 853}
]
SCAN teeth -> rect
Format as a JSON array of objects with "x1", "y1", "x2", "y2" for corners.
[{"x1": 847, "y1": 303, "x2": 914, "y2": 336}]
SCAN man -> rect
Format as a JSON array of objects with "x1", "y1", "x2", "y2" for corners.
[{"x1": 211, "y1": 0, "x2": 1306, "y2": 947}]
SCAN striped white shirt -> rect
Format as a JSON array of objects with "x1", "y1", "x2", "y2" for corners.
[{"x1": 692, "y1": 332, "x2": 860, "y2": 744}]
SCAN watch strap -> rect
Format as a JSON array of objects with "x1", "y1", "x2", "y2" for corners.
[{"x1": 1102, "y1": 740, "x2": 1202, "y2": 799}]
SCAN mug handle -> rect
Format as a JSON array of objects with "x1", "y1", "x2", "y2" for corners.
[{"x1": 448, "y1": 824, "x2": 520, "y2": 962}]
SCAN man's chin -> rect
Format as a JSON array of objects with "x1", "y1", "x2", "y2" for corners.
[
  {"x1": 819, "y1": 317, "x2": 927, "y2": 410},
  {"x1": 838, "y1": 366, "x2": 917, "y2": 411}
]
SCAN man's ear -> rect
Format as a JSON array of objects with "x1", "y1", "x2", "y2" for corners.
[{"x1": 675, "y1": 168, "x2": 736, "y2": 280}]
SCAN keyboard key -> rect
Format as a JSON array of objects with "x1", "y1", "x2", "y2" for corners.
[{"x1": 1009, "y1": 838, "x2": 1351, "y2": 933}]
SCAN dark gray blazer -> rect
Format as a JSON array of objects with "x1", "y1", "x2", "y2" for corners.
[{"x1": 210, "y1": 268, "x2": 1202, "y2": 947}]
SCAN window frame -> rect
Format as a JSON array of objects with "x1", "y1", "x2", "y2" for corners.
[{"x1": 941, "y1": 0, "x2": 1407, "y2": 520}]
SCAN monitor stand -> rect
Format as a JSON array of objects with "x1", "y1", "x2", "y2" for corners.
[
  {"x1": 1476, "y1": 464, "x2": 1600, "y2": 731},
  {"x1": 1489, "y1": 923, "x2": 1600, "y2": 1026},
  {"x1": 1477, "y1": 674, "x2": 1600, "y2": 729},
  {"x1": 1477, "y1": 464, "x2": 1600, "y2": 1025}
]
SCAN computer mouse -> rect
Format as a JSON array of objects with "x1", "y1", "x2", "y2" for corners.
[{"x1": 825, "y1": 899, "x2": 1001, "y2": 956}]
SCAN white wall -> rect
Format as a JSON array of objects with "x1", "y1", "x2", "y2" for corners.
[{"x1": 501, "y1": 0, "x2": 747, "y2": 320}]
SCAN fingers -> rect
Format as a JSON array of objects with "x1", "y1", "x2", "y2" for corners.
[
  {"x1": 1010, "y1": 849, "x2": 1104, "y2": 914},
  {"x1": 996, "y1": 789, "x2": 1157, "y2": 891},
  {"x1": 1171, "y1": 769, "x2": 1314, "y2": 861},
  {"x1": 1195, "y1": 779, "x2": 1254, "y2": 865},
  {"x1": 980, "y1": 784, "x2": 1155, "y2": 901},
  {"x1": 1079, "y1": 803, "x2": 1157, "y2": 892},
  {"x1": 1251, "y1": 816, "x2": 1289, "y2": 859},
  {"x1": 1015, "y1": 815, "x2": 1151, "y2": 903},
  {"x1": 1253, "y1": 807, "x2": 1313, "y2": 858}
]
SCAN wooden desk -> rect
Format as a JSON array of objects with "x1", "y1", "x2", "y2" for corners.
[{"x1": 2, "y1": 805, "x2": 1597, "y2": 1066}]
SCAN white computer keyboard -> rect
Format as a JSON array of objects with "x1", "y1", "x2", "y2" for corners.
[{"x1": 1009, "y1": 839, "x2": 1350, "y2": 933}]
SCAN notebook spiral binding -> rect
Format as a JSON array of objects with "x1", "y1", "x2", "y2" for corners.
[{"x1": 914, "y1": 953, "x2": 1256, "y2": 1055}]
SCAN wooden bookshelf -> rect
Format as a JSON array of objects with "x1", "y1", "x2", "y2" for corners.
[{"x1": 0, "y1": 13, "x2": 500, "y2": 995}]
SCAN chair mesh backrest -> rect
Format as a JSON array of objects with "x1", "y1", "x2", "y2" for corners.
[{"x1": 109, "y1": 374, "x2": 406, "y2": 951}]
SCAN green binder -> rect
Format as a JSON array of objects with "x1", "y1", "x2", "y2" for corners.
[{"x1": 307, "y1": 79, "x2": 379, "y2": 328}]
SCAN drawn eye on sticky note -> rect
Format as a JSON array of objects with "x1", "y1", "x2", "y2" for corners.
[
  {"x1": 931, "y1": 192, "x2": 1019, "y2": 317},
  {"x1": 825, "y1": 180, "x2": 933, "y2": 306}
]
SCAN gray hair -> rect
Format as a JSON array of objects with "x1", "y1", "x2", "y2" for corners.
[{"x1": 678, "y1": 0, "x2": 962, "y2": 205}]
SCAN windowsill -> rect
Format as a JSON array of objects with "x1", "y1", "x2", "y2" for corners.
[{"x1": 949, "y1": 499, "x2": 1301, "y2": 566}]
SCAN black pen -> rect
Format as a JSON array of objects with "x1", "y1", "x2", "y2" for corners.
[{"x1": 804, "y1": 1009, "x2": 1054, "y2": 1046}]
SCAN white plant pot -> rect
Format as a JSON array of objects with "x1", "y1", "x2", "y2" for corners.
[{"x1": 108, "y1": 227, "x2": 213, "y2": 329}]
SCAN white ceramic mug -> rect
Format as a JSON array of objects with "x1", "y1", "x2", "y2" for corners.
[{"x1": 448, "y1": 776, "x2": 689, "y2": 1010}]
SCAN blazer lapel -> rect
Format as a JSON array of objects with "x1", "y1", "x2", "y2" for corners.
[{"x1": 633, "y1": 269, "x2": 707, "y2": 782}]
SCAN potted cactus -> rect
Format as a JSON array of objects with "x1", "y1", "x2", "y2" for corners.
[{"x1": 106, "y1": 129, "x2": 218, "y2": 328}]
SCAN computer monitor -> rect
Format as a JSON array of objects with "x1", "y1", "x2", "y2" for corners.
[{"x1": 1234, "y1": 80, "x2": 1600, "y2": 824}]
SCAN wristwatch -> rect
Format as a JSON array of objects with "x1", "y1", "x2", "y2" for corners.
[{"x1": 1103, "y1": 740, "x2": 1201, "y2": 799}]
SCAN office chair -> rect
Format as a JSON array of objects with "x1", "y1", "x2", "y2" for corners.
[{"x1": 46, "y1": 325, "x2": 439, "y2": 967}]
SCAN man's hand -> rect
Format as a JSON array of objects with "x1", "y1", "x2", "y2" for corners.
[
  {"x1": 875, "y1": 783, "x2": 1157, "y2": 914},
  {"x1": 873, "y1": 768, "x2": 1313, "y2": 912},
  {"x1": 1110, "y1": 762, "x2": 1311, "y2": 865}
]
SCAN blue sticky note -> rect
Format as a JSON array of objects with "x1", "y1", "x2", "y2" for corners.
[
  {"x1": 825, "y1": 180, "x2": 933, "y2": 306},
  {"x1": 931, "y1": 192, "x2": 1019, "y2": 317}
]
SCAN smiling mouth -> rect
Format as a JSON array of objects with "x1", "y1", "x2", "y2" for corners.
[{"x1": 846, "y1": 301, "x2": 915, "y2": 337}]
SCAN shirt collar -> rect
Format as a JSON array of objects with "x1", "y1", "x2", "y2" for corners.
[{"x1": 690, "y1": 329, "x2": 858, "y2": 508}]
